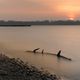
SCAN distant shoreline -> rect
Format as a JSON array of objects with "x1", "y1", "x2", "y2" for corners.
[
  {"x1": 0, "y1": 24, "x2": 31, "y2": 27},
  {"x1": 0, "y1": 20, "x2": 80, "y2": 26}
]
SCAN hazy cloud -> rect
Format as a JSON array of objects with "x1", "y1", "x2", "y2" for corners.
[{"x1": 0, "y1": 0, "x2": 80, "y2": 20}]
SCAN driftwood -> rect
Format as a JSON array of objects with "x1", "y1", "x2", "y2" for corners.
[{"x1": 26, "y1": 50, "x2": 72, "y2": 61}]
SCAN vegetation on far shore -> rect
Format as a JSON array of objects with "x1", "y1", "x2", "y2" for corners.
[
  {"x1": 0, "y1": 53, "x2": 61, "y2": 80},
  {"x1": 0, "y1": 20, "x2": 80, "y2": 26}
]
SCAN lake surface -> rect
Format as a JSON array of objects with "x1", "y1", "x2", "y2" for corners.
[{"x1": 0, "y1": 26, "x2": 80, "y2": 80}]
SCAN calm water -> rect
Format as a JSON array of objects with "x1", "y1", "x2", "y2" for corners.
[{"x1": 0, "y1": 26, "x2": 80, "y2": 80}]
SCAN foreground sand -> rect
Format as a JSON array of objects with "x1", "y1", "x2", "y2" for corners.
[{"x1": 0, "y1": 53, "x2": 61, "y2": 80}]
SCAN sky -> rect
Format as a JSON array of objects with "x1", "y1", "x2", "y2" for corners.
[{"x1": 0, "y1": 0, "x2": 80, "y2": 20}]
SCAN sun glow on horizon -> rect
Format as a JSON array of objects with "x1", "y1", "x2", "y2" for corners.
[
  {"x1": 67, "y1": 14, "x2": 75, "y2": 20},
  {"x1": 56, "y1": 1, "x2": 80, "y2": 20},
  {"x1": 69, "y1": 17, "x2": 74, "y2": 20}
]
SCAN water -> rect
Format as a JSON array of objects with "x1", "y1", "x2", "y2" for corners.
[{"x1": 0, "y1": 26, "x2": 80, "y2": 80}]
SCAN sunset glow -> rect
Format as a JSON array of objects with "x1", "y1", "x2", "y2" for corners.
[
  {"x1": 56, "y1": 0, "x2": 80, "y2": 20},
  {"x1": 0, "y1": 0, "x2": 80, "y2": 20},
  {"x1": 69, "y1": 17, "x2": 74, "y2": 21},
  {"x1": 67, "y1": 14, "x2": 75, "y2": 20}
]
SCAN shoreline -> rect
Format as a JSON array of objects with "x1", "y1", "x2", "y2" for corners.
[{"x1": 0, "y1": 53, "x2": 61, "y2": 80}]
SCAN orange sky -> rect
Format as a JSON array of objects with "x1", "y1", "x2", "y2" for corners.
[{"x1": 0, "y1": 0, "x2": 80, "y2": 20}]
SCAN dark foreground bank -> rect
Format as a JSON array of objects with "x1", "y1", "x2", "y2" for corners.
[{"x1": 0, "y1": 54, "x2": 61, "y2": 80}]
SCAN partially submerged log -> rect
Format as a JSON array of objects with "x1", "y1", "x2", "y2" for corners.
[{"x1": 26, "y1": 50, "x2": 72, "y2": 61}]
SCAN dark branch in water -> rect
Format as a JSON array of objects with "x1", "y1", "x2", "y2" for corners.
[
  {"x1": 33, "y1": 48, "x2": 40, "y2": 53},
  {"x1": 26, "y1": 50, "x2": 72, "y2": 61}
]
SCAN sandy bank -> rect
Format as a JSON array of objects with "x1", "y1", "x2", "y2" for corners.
[{"x1": 0, "y1": 53, "x2": 61, "y2": 80}]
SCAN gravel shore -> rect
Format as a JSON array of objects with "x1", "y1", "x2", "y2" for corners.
[{"x1": 0, "y1": 54, "x2": 61, "y2": 80}]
